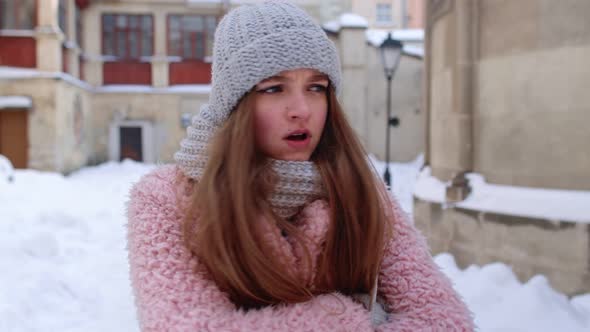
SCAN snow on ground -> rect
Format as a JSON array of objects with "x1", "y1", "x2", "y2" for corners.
[
  {"x1": 368, "y1": 154, "x2": 425, "y2": 216},
  {"x1": 1, "y1": 159, "x2": 589, "y2": 331},
  {"x1": 0, "y1": 161, "x2": 154, "y2": 332}
]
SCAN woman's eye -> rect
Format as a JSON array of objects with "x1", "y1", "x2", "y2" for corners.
[
  {"x1": 257, "y1": 85, "x2": 282, "y2": 94},
  {"x1": 309, "y1": 84, "x2": 328, "y2": 92}
]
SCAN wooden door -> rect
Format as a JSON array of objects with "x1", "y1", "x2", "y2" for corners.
[
  {"x1": 0, "y1": 110, "x2": 28, "y2": 168},
  {"x1": 119, "y1": 126, "x2": 143, "y2": 161}
]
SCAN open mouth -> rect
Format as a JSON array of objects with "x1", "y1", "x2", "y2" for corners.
[{"x1": 286, "y1": 132, "x2": 309, "y2": 141}]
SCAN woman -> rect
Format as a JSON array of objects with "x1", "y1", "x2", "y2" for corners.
[{"x1": 127, "y1": 1, "x2": 474, "y2": 331}]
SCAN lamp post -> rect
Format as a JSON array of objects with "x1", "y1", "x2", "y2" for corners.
[{"x1": 379, "y1": 33, "x2": 403, "y2": 189}]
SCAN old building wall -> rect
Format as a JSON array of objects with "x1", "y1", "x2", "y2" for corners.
[
  {"x1": 414, "y1": 199, "x2": 590, "y2": 295},
  {"x1": 421, "y1": 0, "x2": 590, "y2": 295},
  {"x1": 426, "y1": 0, "x2": 590, "y2": 190},
  {"x1": 474, "y1": 0, "x2": 590, "y2": 190},
  {"x1": 90, "y1": 91, "x2": 209, "y2": 163},
  {"x1": 54, "y1": 82, "x2": 93, "y2": 173},
  {"x1": 0, "y1": 79, "x2": 57, "y2": 171},
  {"x1": 366, "y1": 49, "x2": 424, "y2": 162}
]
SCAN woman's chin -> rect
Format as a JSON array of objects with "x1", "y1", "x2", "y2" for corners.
[{"x1": 270, "y1": 153, "x2": 311, "y2": 162}]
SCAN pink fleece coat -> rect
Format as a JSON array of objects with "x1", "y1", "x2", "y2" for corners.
[{"x1": 126, "y1": 165, "x2": 475, "y2": 331}]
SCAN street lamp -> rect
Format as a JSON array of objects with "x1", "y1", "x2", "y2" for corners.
[{"x1": 379, "y1": 33, "x2": 403, "y2": 189}]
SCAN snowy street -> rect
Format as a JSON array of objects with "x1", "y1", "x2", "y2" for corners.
[{"x1": 1, "y1": 160, "x2": 589, "y2": 332}]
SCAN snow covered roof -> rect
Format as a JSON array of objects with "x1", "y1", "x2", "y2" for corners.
[
  {"x1": 0, "y1": 96, "x2": 32, "y2": 109},
  {"x1": 366, "y1": 29, "x2": 424, "y2": 47},
  {"x1": 322, "y1": 13, "x2": 369, "y2": 33},
  {"x1": 365, "y1": 29, "x2": 424, "y2": 58},
  {"x1": 321, "y1": 14, "x2": 425, "y2": 58},
  {"x1": 414, "y1": 167, "x2": 590, "y2": 224},
  {"x1": 339, "y1": 13, "x2": 369, "y2": 28},
  {"x1": 322, "y1": 20, "x2": 340, "y2": 33}
]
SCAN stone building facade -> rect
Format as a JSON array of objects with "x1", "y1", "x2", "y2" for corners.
[{"x1": 418, "y1": 0, "x2": 590, "y2": 295}]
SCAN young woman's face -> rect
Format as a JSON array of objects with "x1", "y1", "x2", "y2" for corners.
[{"x1": 252, "y1": 68, "x2": 329, "y2": 161}]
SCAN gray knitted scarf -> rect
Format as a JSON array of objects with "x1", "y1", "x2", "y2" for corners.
[{"x1": 267, "y1": 159, "x2": 326, "y2": 218}]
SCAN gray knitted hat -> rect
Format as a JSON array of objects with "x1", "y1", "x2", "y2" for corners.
[
  {"x1": 174, "y1": 1, "x2": 341, "y2": 218},
  {"x1": 204, "y1": 0, "x2": 341, "y2": 127}
]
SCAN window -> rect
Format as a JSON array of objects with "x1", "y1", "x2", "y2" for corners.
[
  {"x1": 376, "y1": 3, "x2": 393, "y2": 24},
  {"x1": 168, "y1": 14, "x2": 217, "y2": 60},
  {"x1": 58, "y1": 0, "x2": 67, "y2": 34},
  {"x1": 102, "y1": 14, "x2": 153, "y2": 59},
  {"x1": 0, "y1": 0, "x2": 35, "y2": 29},
  {"x1": 75, "y1": 4, "x2": 82, "y2": 47}
]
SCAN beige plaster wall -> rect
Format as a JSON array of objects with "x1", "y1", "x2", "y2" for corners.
[
  {"x1": 0, "y1": 79, "x2": 92, "y2": 173},
  {"x1": 54, "y1": 82, "x2": 93, "y2": 173},
  {"x1": 0, "y1": 79, "x2": 57, "y2": 171},
  {"x1": 473, "y1": 0, "x2": 590, "y2": 190},
  {"x1": 90, "y1": 92, "x2": 209, "y2": 163},
  {"x1": 338, "y1": 26, "x2": 425, "y2": 162},
  {"x1": 366, "y1": 50, "x2": 424, "y2": 162},
  {"x1": 414, "y1": 198, "x2": 590, "y2": 295},
  {"x1": 36, "y1": 0, "x2": 63, "y2": 72},
  {"x1": 426, "y1": 0, "x2": 590, "y2": 190},
  {"x1": 339, "y1": 27, "x2": 369, "y2": 146},
  {"x1": 351, "y1": 0, "x2": 403, "y2": 29},
  {"x1": 427, "y1": 10, "x2": 470, "y2": 179},
  {"x1": 407, "y1": 0, "x2": 426, "y2": 28}
]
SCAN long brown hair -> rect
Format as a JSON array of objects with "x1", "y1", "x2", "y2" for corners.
[{"x1": 182, "y1": 86, "x2": 391, "y2": 309}]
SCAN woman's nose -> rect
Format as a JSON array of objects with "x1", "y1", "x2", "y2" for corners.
[{"x1": 286, "y1": 92, "x2": 312, "y2": 120}]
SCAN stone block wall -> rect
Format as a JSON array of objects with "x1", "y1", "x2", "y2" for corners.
[{"x1": 414, "y1": 198, "x2": 590, "y2": 295}]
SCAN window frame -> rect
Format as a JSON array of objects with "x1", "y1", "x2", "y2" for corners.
[
  {"x1": 0, "y1": 0, "x2": 36, "y2": 30},
  {"x1": 376, "y1": 3, "x2": 393, "y2": 25},
  {"x1": 75, "y1": 3, "x2": 82, "y2": 48},
  {"x1": 101, "y1": 13, "x2": 154, "y2": 61},
  {"x1": 166, "y1": 14, "x2": 218, "y2": 61},
  {"x1": 58, "y1": 0, "x2": 67, "y2": 34}
]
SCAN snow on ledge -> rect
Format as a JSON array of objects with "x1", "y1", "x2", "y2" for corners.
[
  {"x1": 414, "y1": 167, "x2": 590, "y2": 224},
  {"x1": 366, "y1": 29, "x2": 424, "y2": 47},
  {"x1": 96, "y1": 84, "x2": 212, "y2": 94},
  {"x1": 0, "y1": 66, "x2": 93, "y2": 90},
  {"x1": 0, "y1": 96, "x2": 32, "y2": 109},
  {"x1": 363, "y1": 29, "x2": 425, "y2": 57},
  {"x1": 0, "y1": 66, "x2": 210, "y2": 95},
  {"x1": 402, "y1": 45, "x2": 424, "y2": 58},
  {"x1": 322, "y1": 20, "x2": 340, "y2": 33},
  {"x1": 322, "y1": 13, "x2": 369, "y2": 32},
  {"x1": 340, "y1": 13, "x2": 369, "y2": 28}
]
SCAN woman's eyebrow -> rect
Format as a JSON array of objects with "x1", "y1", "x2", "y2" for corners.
[
  {"x1": 308, "y1": 74, "x2": 329, "y2": 82},
  {"x1": 259, "y1": 75, "x2": 287, "y2": 84}
]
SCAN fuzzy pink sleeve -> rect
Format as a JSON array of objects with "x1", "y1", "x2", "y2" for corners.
[
  {"x1": 126, "y1": 165, "x2": 374, "y2": 332},
  {"x1": 376, "y1": 196, "x2": 475, "y2": 332}
]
